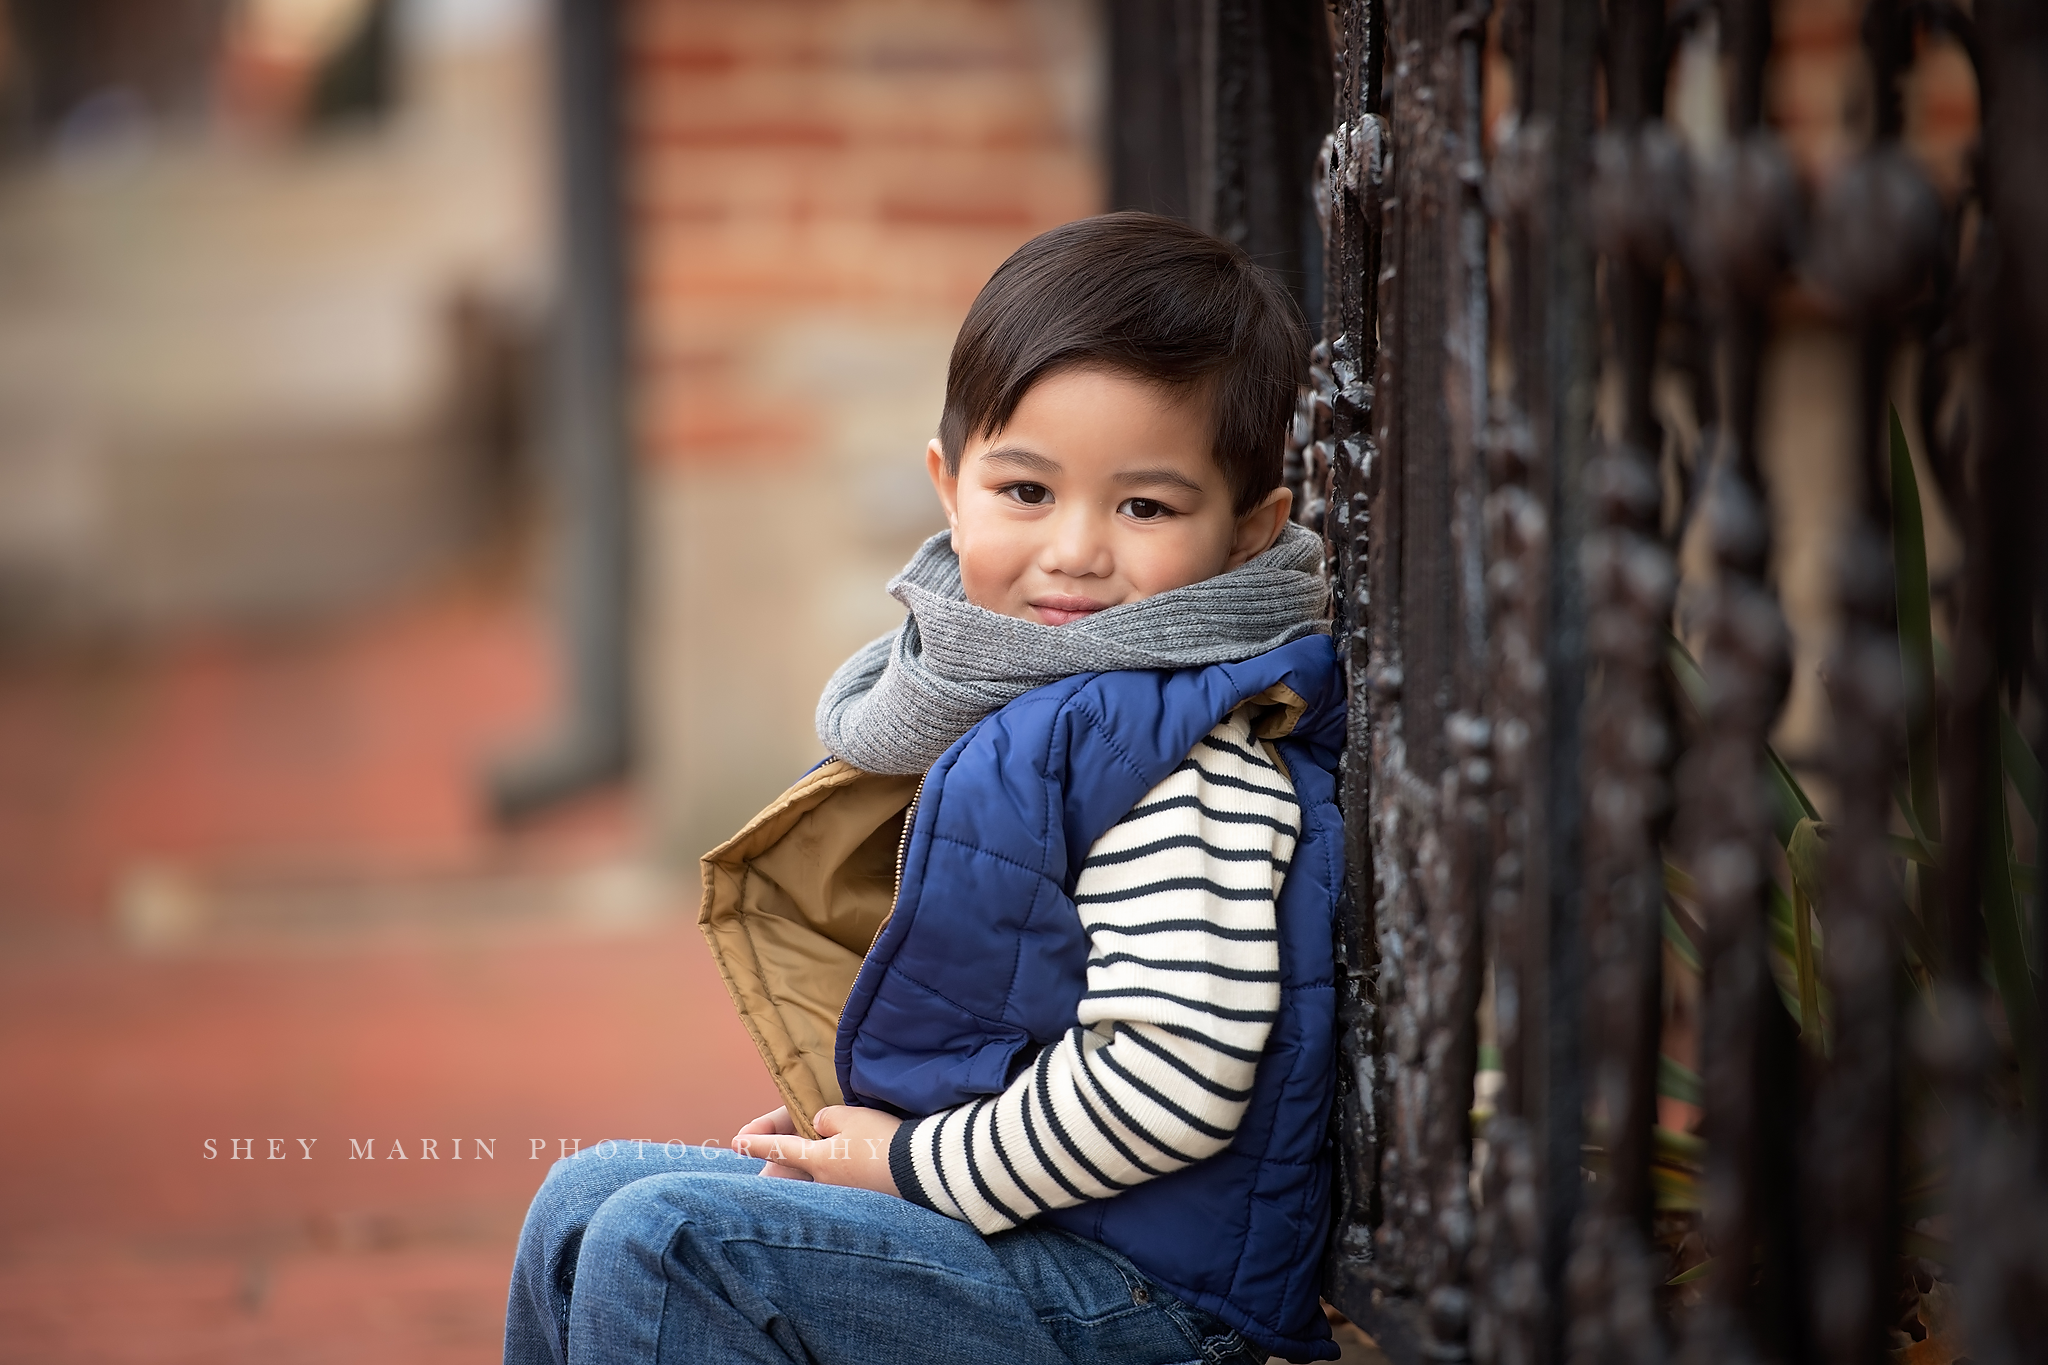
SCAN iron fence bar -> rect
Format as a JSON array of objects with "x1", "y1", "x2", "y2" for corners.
[
  {"x1": 1319, "y1": 0, "x2": 1391, "y2": 1334},
  {"x1": 1471, "y1": 12, "x2": 1546, "y2": 1357},
  {"x1": 1320, "y1": 1, "x2": 1491, "y2": 1358},
  {"x1": 1106, "y1": 0, "x2": 1197, "y2": 223},
  {"x1": 1975, "y1": 0, "x2": 2048, "y2": 1168},
  {"x1": 1563, "y1": 0, "x2": 1677, "y2": 1356},
  {"x1": 1439, "y1": 0, "x2": 1496, "y2": 1353},
  {"x1": 1107, "y1": 1, "x2": 1332, "y2": 327},
  {"x1": 1511, "y1": 1, "x2": 1601, "y2": 1359},
  {"x1": 1929, "y1": 2, "x2": 2048, "y2": 1357},
  {"x1": 1471, "y1": 123, "x2": 1551, "y2": 1365},
  {"x1": 1802, "y1": 21, "x2": 1931, "y2": 1365},
  {"x1": 1667, "y1": 0, "x2": 1805, "y2": 1360},
  {"x1": 1466, "y1": 1, "x2": 1599, "y2": 1362}
]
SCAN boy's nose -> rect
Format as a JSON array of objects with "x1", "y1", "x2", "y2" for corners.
[{"x1": 1039, "y1": 505, "x2": 1115, "y2": 579}]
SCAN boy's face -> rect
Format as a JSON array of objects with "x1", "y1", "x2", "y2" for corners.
[{"x1": 926, "y1": 367, "x2": 1293, "y2": 626}]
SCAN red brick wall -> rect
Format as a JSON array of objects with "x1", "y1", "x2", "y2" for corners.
[
  {"x1": 1771, "y1": 0, "x2": 1979, "y2": 194},
  {"x1": 625, "y1": 0, "x2": 1103, "y2": 469},
  {"x1": 625, "y1": 0, "x2": 1102, "y2": 863}
]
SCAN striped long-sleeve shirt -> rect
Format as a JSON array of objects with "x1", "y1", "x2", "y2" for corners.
[{"x1": 886, "y1": 706, "x2": 1299, "y2": 1233}]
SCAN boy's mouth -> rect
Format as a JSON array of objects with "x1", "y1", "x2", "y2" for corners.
[{"x1": 1030, "y1": 595, "x2": 1112, "y2": 626}]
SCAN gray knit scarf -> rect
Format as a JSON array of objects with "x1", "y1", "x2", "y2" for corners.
[{"x1": 816, "y1": 521, "x2": 1330, "y2": 774}]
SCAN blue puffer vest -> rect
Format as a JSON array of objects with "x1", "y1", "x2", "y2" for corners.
[{"x1": 834, "y1": 633, "x2": 1344, "y2": 1362}]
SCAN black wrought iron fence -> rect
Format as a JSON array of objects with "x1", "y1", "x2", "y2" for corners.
[{"x1": 1117, "y1": 1, "x2": 2048, "y2": 1360}]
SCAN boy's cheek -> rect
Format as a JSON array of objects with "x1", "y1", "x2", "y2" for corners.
[
  {"x1": 1116, "y1": 528, "x2": 1234, "y2": 599},
  {"x1": 954, "y1": 538, "x2": 1029, "y2": 616}
]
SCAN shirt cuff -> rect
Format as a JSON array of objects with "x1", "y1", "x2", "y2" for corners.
[{"x1": 889, "y1": 1115, "x2": 962, "y2": 1221}]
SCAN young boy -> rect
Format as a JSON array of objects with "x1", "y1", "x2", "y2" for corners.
[{"x1": 504, "y1": 213, "x2": 1344, "y2": 1365}]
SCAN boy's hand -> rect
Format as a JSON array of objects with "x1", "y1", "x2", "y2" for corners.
[
  {"x1": 760, "y1": 1105, "x2": 903, "y2": 1197},
  {"x1": 732, "y1": 1105, "x2": 810, "y2": 1180}
]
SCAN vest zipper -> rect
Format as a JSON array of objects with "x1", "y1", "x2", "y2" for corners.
[
  {"x1": 891, "y1": 771, "x2": 928, "y2": 911},
  {"x1": 846, "y1": 772, "x2": 926, "y2": 1028}
]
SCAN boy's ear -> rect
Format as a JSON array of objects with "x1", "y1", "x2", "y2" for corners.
[
  {"x1": 926, "y1": 439, "x2": 960, "y2": 545},
  {"x1": 1225, "y1": 486, "x2": 1294, "y2": 570}
]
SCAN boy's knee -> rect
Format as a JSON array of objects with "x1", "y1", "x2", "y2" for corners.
[
  {"x1": 532, "y1": 1155, "x2": 590, "y2": 1207},
  {"x1": 525, "y1": 1146, "x2": 631, "y2": 1235},
  {"x1": 576, "y1": 1175, "x2": 702, "y2": 1273},
  {"x1": 584, "y1": 1170, "x2": 760, "y2": 1248}
]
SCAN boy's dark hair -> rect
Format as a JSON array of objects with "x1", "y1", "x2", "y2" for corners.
[{"x1": 939, "y1": 212, "x2": 1307, "y2": 515}]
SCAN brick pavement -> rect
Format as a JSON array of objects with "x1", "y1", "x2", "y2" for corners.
[
  {"x1": 0, "y1": 574, "x2": 566, "y2": 930},
  {"x1": 0, "y1": 571, "x2": 779, "y2": 1362},
  {"x1": 0, "y1": 913, "x2": 780, "y2": 1364}
]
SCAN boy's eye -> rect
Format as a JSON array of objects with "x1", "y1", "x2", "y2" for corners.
[
  {"x1": 1003, "y1": 483, "x2": 1052, "y2": 506},
  {"x1": 1120, "y1": 498, "x2": 1174, "y2": 520}
]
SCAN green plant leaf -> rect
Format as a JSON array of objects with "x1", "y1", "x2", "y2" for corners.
[
  {"x1": 2005, "y1": 709, "x2": 2044, "y2": 832},
  {"x1": 1894, "y1": 781, "x2": 1939, "y2": 858},
  {"x1": 1663, "y1": 903, "x2": 1702, "y2": 974},
  {"x1": 1767, "y1": 746, "x2": 1821, "y2": 847},
  {"x1": 1892, "y1": 884, "x2": 1941, "y2": 979},
  {"x1": 1666, "y1": 634, "x2": 1709, "y2": 719},
  {"x1": 1890, "y1": 406, "x2": 1941, "y2": 843},
  {"x1": 1932, "y1": 634, "x2": 1955, "y2": 681},
  {"x1": 1786, "y1": 819, "x2": 1828, "y2": 1045},
  {"x1": 1766, "y1": 879, "x2": 1823, "y2": 1027},
  {"x1": 1662, "y1": 631, "x2": 1819, "y2": 847},
  {"x1": 1666, "y1": 1258, "x2": 1713, "y2": 1287},
  {"x1": 1984, "y1": 760, "x2": 2039, "y2": 1107},
  {"x1": 1889, "y1": 833, "x2": 1939, "y2": 866},
  {"x1": 1654, "y1": 1124, "x2": 1706, "y2": 1166},
  {"x1": 1664, "y1": 860, "x2": 1698, "y2": 902},
  {"x1": 1658, "y1": 1054, "x2": 1703, "y2": 1107},
  {"x1": 1785, "y1": 818, "x2": 1829, "y2": 901},
  {"x1": 1652, "y1": 1161, "x2": 1705, "y2": 1212}
]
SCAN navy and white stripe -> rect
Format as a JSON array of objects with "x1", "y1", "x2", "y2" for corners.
[{"x1": 889, "y1": 708, "x2": 1298, "y2": 1233}]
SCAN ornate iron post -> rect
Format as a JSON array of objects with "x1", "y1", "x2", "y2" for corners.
[
  {"x1": 1317, "y1": 0, "x2": 1390, "y2": 1334},
  {"x1": 1127, "y1": 0, "x2": 2048, "y2": 1359},
  {"x1": 1315, "y1": 2, "x2": 1493, "y2": 1359}
]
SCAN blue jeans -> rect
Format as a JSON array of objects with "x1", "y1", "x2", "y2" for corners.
[{"x1": 504, "y1": 1141, "x2": 1265, "y2": 1365}]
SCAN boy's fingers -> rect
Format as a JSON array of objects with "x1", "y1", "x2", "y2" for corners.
[
  {"x1": 811, "y1": 1106, "x2": 845, "y2": 1135},
  {"x1": 737, "y1": 1133, "x2": 820, "y2": 1166},
  {"x1": 736, "y1": 1105, "x2": 794, "y2": 1138}
]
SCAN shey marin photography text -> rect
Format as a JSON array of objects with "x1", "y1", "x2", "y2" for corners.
[{"x1": 199, "y1": 1137, "x2": 875, "y2": 1162}]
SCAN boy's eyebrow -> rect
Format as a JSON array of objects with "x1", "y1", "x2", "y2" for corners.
[
  {"x1": 979, "y1": 446, "x2": 1062, "y2": 477},
  {"x1": 1113, "y1": 467, "x2": 1207, "y2": 495},
  {"x1": 978, "y1": 447, "x2": 1206, "y2": 497}
]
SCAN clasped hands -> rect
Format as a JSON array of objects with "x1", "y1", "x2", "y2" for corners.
[{"x1": 732, "y1": 1104, "x2": 902, "y2": 1197}]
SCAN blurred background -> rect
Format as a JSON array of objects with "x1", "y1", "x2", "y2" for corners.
[
  {"x1": 0, "y1": 0, "x2": 1095, "y2": 1359},
  {"x1": 0, "y1": 0, "x2": 1982, "y2": 1359}
]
